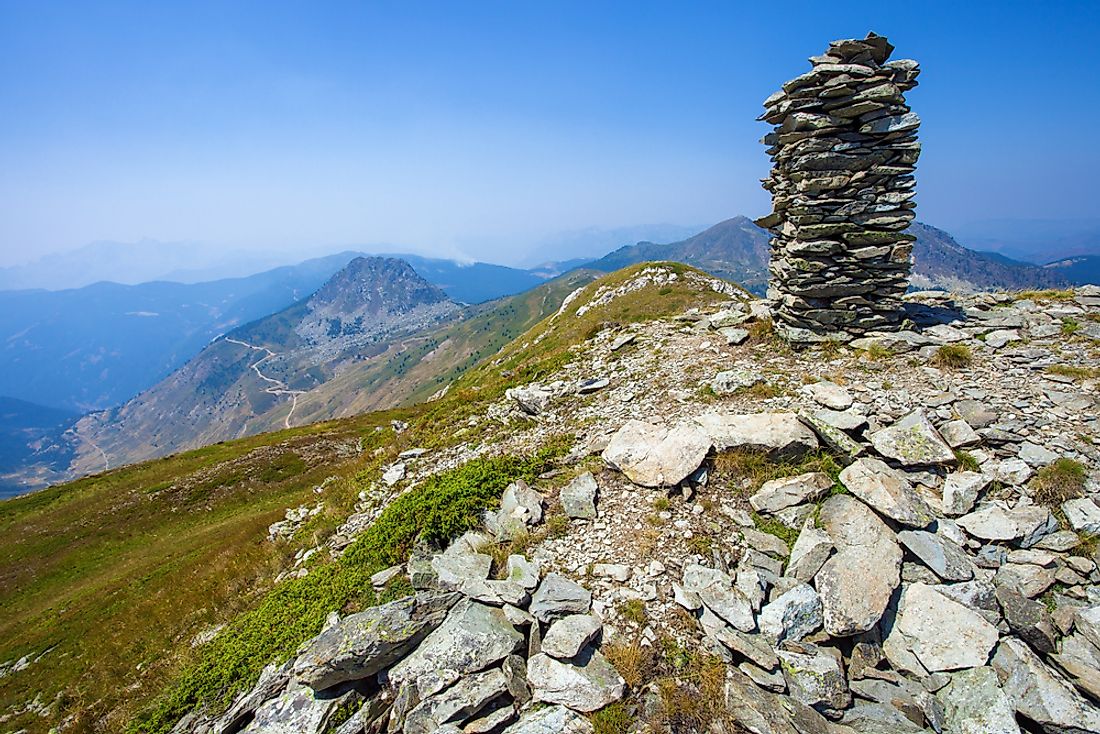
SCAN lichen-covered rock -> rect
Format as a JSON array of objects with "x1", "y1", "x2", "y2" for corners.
[
  {"x1": 388, "y1": 600, "x2": 524, "y2": 698},
  {"x1": 839, "y1": 457, "x2": 934, "y2": 527},
  {"x1": 777, "y1": 642, "x2": 851, "y2": 712},
  {"x1": 501, "y1": 704, "x2": 593, "y2": 733},
  {"x1": 935, "y1": 667, "x2": 1020, "y2": 734},
  {"x1": 868, "y1": 410, "x2": 955, "y2": 466},
  {"x1": 526, "y1": 647, "x2": 625, "y2": 712},
  {"x1": 293, "y1": 591, "x2": 458, "y2": 691},
  {"x1": 560, "y1": 472, "x2": 598, "y2": 519},
  {"x1": 992, "y1": 637, "x2": 1100, "y2": 734},
  {"x1": 884, "y1": 582, "x2": 999, "y2": 673},
  {"x1": 528, "y1": 573, "x2": 592, "y2": 622}
]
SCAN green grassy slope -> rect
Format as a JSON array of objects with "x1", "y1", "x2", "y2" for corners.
[{"x1": 0, "y1": 262, "x2": 737, "y2": 733}]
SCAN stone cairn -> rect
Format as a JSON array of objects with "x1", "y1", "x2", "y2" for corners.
[{"x1": 755, "y1": 32, "x2": 921, "y2": 342}]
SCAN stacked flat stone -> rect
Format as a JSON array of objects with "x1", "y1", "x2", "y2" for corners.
[{"x1": 755, "y1": 32, "x2": 921, "y2": 342}]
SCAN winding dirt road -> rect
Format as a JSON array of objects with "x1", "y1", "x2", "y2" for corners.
[{"x1": 223, "y1": 337, "x2": 306, "y2": 429}]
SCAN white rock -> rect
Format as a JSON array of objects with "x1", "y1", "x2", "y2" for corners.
[
  {"x1": 541, "y1": 614, "x2": 602, "y2": 660},
  {"x1": 694, "y1": 412, "x2": 818, "y2": 458},
  {"x1": 884, "y1": 583, "x2": 999, "y2": 673},
  {"x1": 802, "y1": 380, "x2": 854, "y2": 410},
  {"x1": 839, "y1": 457, "x2": 934, "y2": 527},
  {"x1": 785, "y1": 522, "x2": 833, "y2": 582},
  {"x1": 868, "y1": 410, "x2": 955, "y2": 466},
  {"x1": 602, "y1": 419, "x2": 712, "y2": 487},
  {"x1": 749, "y1": 472, "x2": 833, "y2": 514},
  {"x1": 526, "y1": 649, "x2": 625, "y2": 712},
  {"x1": 942, "y1": 471, "x2": 991, "y2": 516},
  {"x1": 1062, "y1": 498, "x2": 1100, "y2": 535}
]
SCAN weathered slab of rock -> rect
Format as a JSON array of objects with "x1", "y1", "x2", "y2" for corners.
[
  {"x1": 994, "y1": 562, "x2": 1056, "y2": 599},
  {"x1": 388, "y1": 600, "x2": 524, "y2": 698},
  {"x1": 602, "y1": 419, "x2": 711, "y2": 487},
  {"x1": 540, "y1": 614, "x2": 602, "y2": 660},
  {"x1": 815, "y1": 495, "x2": 902, "y2": 636},
  {"x1": 431, "y1": 532, "x2": 493, "y2": 590},
  {"x1": 501, "y1": 704, "x2": 593, "y2": 733},
  {"x1": 839, "y1": 457, "x2": 934, "y2": 527},
  {"x1": 935, "y1": 666, "x2": 1020, "y2": 734},
  {"x1": 695, "y1": 412, "x2": 818, "y2": 458},
  {"x1": 529, "y1": 573, "x2": 592, "y2": 622},
  {"x1": 724, "y1": 667, "x2": 846, "y2": 734},
  {"x1": 939, "y1": 419, "x2": 980, "y2": 448},
  {"x1": 785, "y1": 522, "x2": 834, "y2": 582},
  {"x1": 240, "y1": 680, "x2": 360, "y2": 734},
  {"x1": 993, "y1": 637, "x2": 1100, "y2": 734},
  {"x1": 758, "y1": 583, "x2": 823, "y2": 644},
  {"x1": 956, "y1": 503, "x2": 1056, "y2": 546},
  {"x1": 884, "y1": 582, "x2": 999, "y2": 673},
  {"x1": 995, "y1": 586, "x2": 1056, "y2": 654},
  {"x1": 527, "y1": 647, "x2": 625, "y2": 712},
  {"x1": 777, "y1": 642, "x2": 851, "y2": 712},
  {"x1": 402, "y1": 668, "x2": 508, "y2": 734},
  {"x1": 294, "y1": 592, "x2": 458, "y2": 690},
  {"x1": 868, "y1": 410, "x2": 955, "y2": 466},
  {"x1": 506, "y1": 384, "x2": 554, "y2": 415},
  {"x1": 560, "y1": 472, "x2": 598, "y2": 519},
  {"x1": 897, "y1": 530, "x2": 975, "y2": 581},
  {"x1": 799, "y1": 412, "x2": 865, "y2": 460},
  {"x1": 505, "y1": 555, "x2": 540, "y2": 590},
  {"x1": 712, "y1": 369, "x2": 764, "y2": 395},
  {"x1": 1062, "y1": 498, "x2": 1100, "y2": 535},
  {"x1": 682, "y1": 563, "x2": 756, "y2": 632},
  {"x1": 485, "y1": 481, "x2": 544, "y2": 540},
  {"x1": 802, "y1": 381, "x2": 853, "y2": 410},
  {"x1": 750, "y1": 472, "x2": 833, "y2": 514},
  {"x1": 942, "y1": 471, "x2": 990, "y2": 516}
]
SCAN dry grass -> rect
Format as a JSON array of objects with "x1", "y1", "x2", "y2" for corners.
[
  {"x1": 1015, "y1": 289, "x2": 1076, "y2": 302},
  {"x1": 1046, "y1": 364, "x2": 1100, "y2": 380},
  {"x1": 617, "y1": 598, "x2": 648, "y2": 625},
  {"x1": 931, "y1": 344, "x2": 973, "y2": 369},
  {"x1": 856, "y1": 340, "x2": 892, "y2": 361},
  {"x1": 653, "y1": 642, "x2": 730, "y2": 732},
  {"x1": 1031, "y1": 458, "x2": 1087, "y2": 507},
  {"x1": 734, "y1": 382, "x2": 785, "y2": 400},
  {"x1": 604, "y1": 640, "x2": 656, "y2": 689},
  {"x1": 711, "y1": 447, "x2": 842, "y2": 493}
]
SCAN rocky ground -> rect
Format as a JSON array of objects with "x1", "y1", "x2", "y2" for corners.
[{"x1": 176, "y1": 278, "x2": 1100, "y2": 734}]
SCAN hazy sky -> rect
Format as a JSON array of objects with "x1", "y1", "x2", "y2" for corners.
[{"x1": 1, "y1": 1, "x2": 1098, "y2": 267}]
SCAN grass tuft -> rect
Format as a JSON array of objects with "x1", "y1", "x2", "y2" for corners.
[
  {"x1": 954, "y1": 450, "x2": 980, "y2": 472},
  {"x1": 590, "y1": 702, "x2": 634, "y2": 734},
  {"x1": 1046, "y1": 364, "x2": 1100, "y2": 380},
  {"x1": 931, "y1": 344, "x2": 973, "y2": 369},
  {"x1": 604, "y1": 640, "x2": 655, "y2": 689},
  {"x1": 1030, "y1": 458, "x2": 1087, "y2": 507}
]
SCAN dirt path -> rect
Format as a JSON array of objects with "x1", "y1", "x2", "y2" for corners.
[{"x1": 223, "y1": 337, "x2": 306, "y2": 429}]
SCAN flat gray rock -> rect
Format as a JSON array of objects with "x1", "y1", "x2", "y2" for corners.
[
  {"x1": 956, "y1": 503, "x2": 1056, "y2": 546},
  {"x1": 724, "y1": 667, "x2": 845, "y2": 734},
  {"x1": 431, "y1": 531, "x2": 493, "y2": 590},
  {"x1": 839, "y1": 457, "x2": 934, "y2": 527},
  {"x1": 529, "y1": 573, "x2": 592, "y2": 622},
  {"x1": 527, "y1": 647, "x2": 625, "y2": 712},
  {"x1": 815, "y1": 495, "x2": 902, "y2": 636},
  {"x1": 540, "y1": 614, "x2": 602, "y2": 660},
  {"x1": 935, "y1": 666, "x2": 1020, "y2": 734},
  {"x1": 695, "y1": 412, "x2": 818, "y2": 459},
  {"x1": 942, "y1": 471, "x2": 990, "y2": 516},
  {"x1": 777, "y1": 642, "x2": 851, "y2": 712},
  {"x1": 388, "y1": 599, "x2": 524, "y2": 698},
  {"x1": 758, "y1": 583, "x2": 823, "y2": 644},
  {"x1": 560, "y1": 472, "x2": 598, "y2": 519},
  {"x1": 1062, "y1": 498, "x2": 1100, "y2": 535},
  {"x1": 602, "y1": 419, "x2": 711, "y2": 487},
  {"x1": 501, "y1": 704, "x2": 593, "y2": 733},
  {"x1": 995, "y1": 586, "x2": 1057, "y2": 654},
  {"x1": 993, "y1": 637, "x2": 1100, "y2": 734},
  {"x1": 240, "y1": 680, "x2": 359, "y2": 734},
  {"x1": 884, "y1": 582, "x2": 999, "y2": 673},
  {"x1": 712, "y1": 368, "x2": 764, "y2": 395},
  {"x1": 293, "y1": 591, "x2": 458, "y2": 691},
  {"x1": 682, "y1": 563, "x2": 756, "y2": 632},
  {"x1": 785, "y1": 522, "x2": 833, "y2": 582},
  {"x1": 802, "y1": 380, "x2": 853, "y2": 410},
  {"x1": 940, "y1": 419, "x2": 980, "y2": 448},
  {"x1": 402, "y1": 667, "x2": 508, "y2": 734},
  {"x1": 897, "y1": 530, "x2": 975, "y2": 581},
  {"x1": 750, "y1": 472, "x2": 833, "y2": 514},
  {"x1": 868, "y1": 409, "x2": 955, "y2": 466}
]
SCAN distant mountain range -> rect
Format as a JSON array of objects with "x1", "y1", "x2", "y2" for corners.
[{"x1": 2, "y1": 216, "x2": 1097, "y2": 494}]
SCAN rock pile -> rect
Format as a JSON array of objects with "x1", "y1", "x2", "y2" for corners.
[{"x1": 756, "y1": 32, "x2": 922, "y2": 342}]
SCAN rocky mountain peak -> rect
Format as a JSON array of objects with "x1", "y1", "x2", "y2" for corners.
[{"x1": 308, "y1": 256, "x2": 452, "y2": 317}]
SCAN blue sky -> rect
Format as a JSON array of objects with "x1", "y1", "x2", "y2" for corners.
[{"x1": 1, "y1": 1, "x2": 1098, "y2": 266}]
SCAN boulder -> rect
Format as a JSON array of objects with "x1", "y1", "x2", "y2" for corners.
[
  {"x1": 602, "y1": 419, "x2": 712, "y2": 487},
  {"x1": 815, "y1": 495, "x2": 902, "y2": 636},
  {"x1": 839, "y1": 457, "x2": 934, "y2": 527},
  {"x1": 868, "y1": 409, "x2": 955, "y2": 466},
  {"x1": 527, "y1": 647, "x2": 625, "y2": 712},
  {"x1": 506, "y1": 384, "x2": 554, "y2": 415},
  {"x1": 529, "y1": 573, "x2": 592, "y2": 622},
  {"x1": 540, "y1": 614, "x2": 602, "y2": 660},
  {"x1": 750, "y1": 472, "x2": 833, "y2": 514},
  {"x1": 897, "y1": 530, "x2": 975, "y2": 581},
  {"x1": 294, "y1": 592, "x2": 458, "y2": 690},
  {"x1": 402, "y1": 668, "x2": 509, "y2": 734},
  {"x1": 884, "y1": 582, "x2": 999, "y2": 673},
  {"x1": 956, "y1": 503, "x2": 1056, "y2": 546},
  {"x1": 1062, "y1": 498, "x2": 1100, "y2": 535},
  {"x1": 501, "y1": 704, "x2": 593, "y2": 734},
  {"x1": 942, "y1": 471, "x2": 991, "y2": 516},
  {"x1": 992, "y1": 637, "x2": 1100, "y2": 734},
  {"x1": 777, "y1": 642, "x2": 851, "y2": 712},
  {"x1": 431, "y1": 532, "x2": 493, "y2": 590},
  {"x1": 682, "y1": 563, "x2": 756, "y2": 632},
  {"x1": 995, "y1": 586, "x2": 1057, "y2": 654},
  {"x1": 695, "y1": 412, "x2": 819, "y2": 458},
  {"x1": 802, "y1": 380, "x2": 854, "y2": 410},
  {"x1": 560, "y1": 472, "x2": 598, "y2": 520},
  {"x1": 240, "y1": 680, "x2": 360, "y2": 734},
  {"x1": 485, "y1": 481, "x2": 544, "y2": 540},
  {"x1": 758, "y1": 583, "x2": 823, "y2": 644},
  {"x1": 388, "y1": 600, "x2": 524, "y2": 698},
  {"x1": 785, "y1": 522, "x2": 834, "y2": 582},
  {"x1": 935, "y1": 666, "x2": 1020, "y2": 734}
]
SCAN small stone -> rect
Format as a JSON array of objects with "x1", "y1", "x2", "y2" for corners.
[
  {"x1": 897, "y1": 530, "x2": 975, "y2": 581},
  {"x1": 529, "y1": 573, "x2": 592, "y2": 622},
  {"x1": 750, "y1": 472, "x2": 834, "y2": 514},
  {"x1": 560, "y1": 472, "x2": 598, "y2": 519},
  {"x1": 541, "y1": 614, "x2": 602, "y2": 660},
  {"x1": 785, "y1": 522, "x2": 834, "y2": 582},
  {"x1": 712, "y1": 369, "x2": 764, "y2": 395},
  {"x1": 1017, "y1": 442, "x2": 1058, "y2": 467},
  {"x1": 994, "y1": 563, "x2": 1056, "y2": 599},
  {"x1": 995, "y1": 586, "x2": 1057, "y2": 654},
  {"x1": 758, "y1": 583, "x2": 823, "y2": 643},
  {"x1": 939, "y1": 420, "x2": 980, "y2": 448},
  {"x1": 942, "y1": 471, "x2": 990, "y2": 516},
  {"x1": 778, "y1": 642, "x2": 851, "y2": 711},
  {"x1": 1062, "y1": 498, "x2": 1100, "y2": 535},
  {"x1": 802, "y1": 380, "x2": 854, "y2": 410}
]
